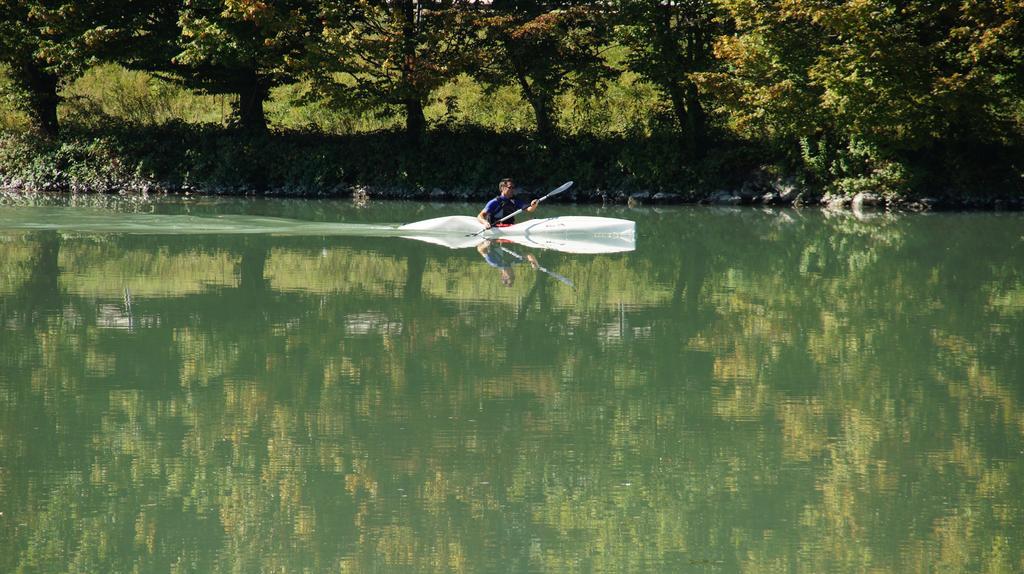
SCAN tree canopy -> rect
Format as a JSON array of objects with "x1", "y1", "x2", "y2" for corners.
[
  {"x1": 705, "y1": 0, "x2": 1024, "y2": 193},
  {"x1": 1, "y1": 0, "x2": 1021, "y2": 196},
  {"x1": 470, "y1": 2, "x2": 615, "y2": 144},
  {"x1": 311, "y1": 0, "x2": 475, "y2": 142},
  {"x1": 0, "y1": 0, "x2": 149, "y2": 134},
  {"x1": 171, "y1": 0, "x2": 323, "y2": 131}
]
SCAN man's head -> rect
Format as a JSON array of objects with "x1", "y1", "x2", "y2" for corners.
[
  {"x1": 499, "y1": 178, "x2": 516, "y2": 198},
  {"x1": 500, "y1": 267, "x2": 514, "y2": 287}
]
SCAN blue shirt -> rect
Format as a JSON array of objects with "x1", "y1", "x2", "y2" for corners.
[
  {"x1": 483, "y1": 196, "x2": 527, "y2": 224},
  {"x1": 482, "y1": 247, "x2": 512, "y2": 269}
]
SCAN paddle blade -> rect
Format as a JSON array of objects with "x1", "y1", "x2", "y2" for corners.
[{"x1": 546, "y1": 181, "x2": 574, "y2": 199}]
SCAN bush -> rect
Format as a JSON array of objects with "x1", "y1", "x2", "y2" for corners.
[{"x1": 0, "y1": 117, "x2": 764, "y2": 199}]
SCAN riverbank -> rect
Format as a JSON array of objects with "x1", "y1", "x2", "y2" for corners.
[{"x1": 2, "y1": 124, "x2": 1021, "y2": 212}]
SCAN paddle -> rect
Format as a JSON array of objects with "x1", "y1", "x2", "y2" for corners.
[
  {"x1": 498, "y1": 246, "x2": 575, "y2": 288},
  {"x1": 468, "y1": 180, "x2": 574, "y2": 237}
]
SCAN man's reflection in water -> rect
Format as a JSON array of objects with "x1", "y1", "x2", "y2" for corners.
[{"x1": 476, "y1": 240, "x2": 538, "y2": 287}]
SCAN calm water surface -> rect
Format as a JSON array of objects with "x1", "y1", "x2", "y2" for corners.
[{"x1": 1, "y1": 199, "x2": 1022, "y2": 573}]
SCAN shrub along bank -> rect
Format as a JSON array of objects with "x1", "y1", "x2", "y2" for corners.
[
  {"x1": 3, "y1": 123, "x2": 1021, "y2": 211},
  {"x1": 0, "y1": 122, "x2": 758, "y2": 201}
]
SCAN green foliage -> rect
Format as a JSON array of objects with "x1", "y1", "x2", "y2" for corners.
[
  {"x1": 0, "y1": 131, "x2": 147, "y2": 193},
  {"x1": 267, "y1": 81, "x2": 391, "y2": 134},
  {"x1": 1, "y1": 120, "x2": 748, "y2": 196},
  {"x1": 310, "y1": 0, "x2": 476, "y2": 140},
  {"x1": 469, "y1": 3, "x2": 616, "y2": 142},
  {"x1": 706, "y1": 0, "x2": 1024, "y2": 197},
  {"x1": 0, "y1": 0, "x2": 1021, "y2": 198},
  {"x1": 0, "y1": 64, "x2": 32, "y2": 131},
  {"x1": 167, "y1": 0, "x2": 323, "y2": 131},
  {"x1": 62, "y1": 64, "x2": 225, "y2": 127},
  {"x1": 0, "y1": 0, "x2": 158, "y2": 134},
  {"x1": 616, "y1": 0, "x2": 723, "y2": 155}
]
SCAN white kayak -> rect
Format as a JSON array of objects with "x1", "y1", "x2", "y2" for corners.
[{"x1": 397, "y1": 216, "x2": 636, "y2": 254}]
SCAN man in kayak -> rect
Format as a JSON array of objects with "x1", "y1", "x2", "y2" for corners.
[{"x1": 477, "y1": 178, "x2": 540, "y2": 229}]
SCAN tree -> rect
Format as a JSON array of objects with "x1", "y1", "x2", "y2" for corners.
[
  {"x1": 312, "y1": 0, "x2": 474, "y2": 142},
  {"x1": 470, "y1": 1, "x2": 615, "y2": 144},
  {"x1": 616, "y1": 0, "x2": 721, "y2": 157},
  {"x1": 0, "y1": 0, "x2": 140, "y2": 135},
  {"x1": 705, "y1": 0, "x2": 1024, "y2": 194},
  {"x1": 169, "y1": 0, "x2": 323, "y2": 132}
]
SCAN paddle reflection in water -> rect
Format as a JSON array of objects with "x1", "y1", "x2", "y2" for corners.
[
  {"x1": 499, "y1": 243, "x2": 575, "y2": 289},
  {"x1": 475, "y1": 240, "x2": 571, "y2": 289}
]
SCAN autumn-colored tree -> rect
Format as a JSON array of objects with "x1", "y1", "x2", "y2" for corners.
[
  {"x1": 311, "y1": 0, "x2": 475, "y2": 142},
  {"x1": 470, "y1": 1, "x2": 615, "y2": 144},
  {"x1": 705, "y1": 0, "x2": 1024, "y2": 194}
]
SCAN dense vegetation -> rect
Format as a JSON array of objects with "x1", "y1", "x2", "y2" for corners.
[{"x1": 1, "y1": 0, "x2": 1022, "y2": 205}]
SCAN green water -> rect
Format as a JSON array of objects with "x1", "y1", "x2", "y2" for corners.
[{"x1": 1, "y1": 199, "x2": 1022, "y2": 573}]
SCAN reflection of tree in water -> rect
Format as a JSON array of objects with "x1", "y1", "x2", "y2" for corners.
[
  {"x1": 238, "y1": 238, "x2": 268, "y2": 292},
  {"x1": 1, "y1": 210, "x2": 1022, "y2": 572},
  {"x1": 16, "y1": 230, "x2": 62, "y2": 321}
]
